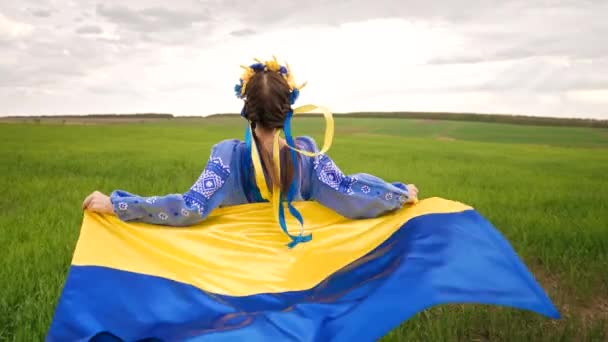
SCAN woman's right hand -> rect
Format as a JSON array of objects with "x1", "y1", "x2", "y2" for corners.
[{"x1": 406, "y1": 184, "x2": 419, "y2": 201}]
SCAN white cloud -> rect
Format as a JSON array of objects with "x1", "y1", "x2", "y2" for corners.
[
  {"x1": 0, "y1": 0, "x2": 606, "y2": 119},
  {"x1": 566, "y1": 90, "x2": 608, "y2": 104},
  {"x1": 29, "y1": 8, "x2": 52, "y2": 18},
  {"x1": 75, "y1": 25, "x2": 102, "y2": 34},
  {"x1": 0, "y1": 13, "x2": 33, "y2": 40},
  {"x1": 96, "y1": 3, "x2": 210, "y2": 33}
]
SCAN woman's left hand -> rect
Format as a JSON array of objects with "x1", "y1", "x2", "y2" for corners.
[{"x1": 82, "y1": 191, "x2": 114, "y2": 214}]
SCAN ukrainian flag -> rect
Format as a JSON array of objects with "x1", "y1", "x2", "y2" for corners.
[{"x1": 47, "y1": 198, "x2": 559, "y2": 341}]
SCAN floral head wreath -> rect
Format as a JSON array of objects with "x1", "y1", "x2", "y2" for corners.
[
  {"x1": 235, "y1": 56, "x2": 335, "y2": 249},
  {"x1": 234, "y1": 56, "x2": 307, "y2": 107}
]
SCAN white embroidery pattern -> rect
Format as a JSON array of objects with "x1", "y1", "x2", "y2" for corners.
[
  {"x1": 319, "y1": 164, "x2": 342, "y2": 190},
  {"x1": 191, "y1": 156, "x2": 230, "y2": 200},
  {"x1": 209, "y1": 157, "x2": 228, "y2": 169},
  {"x1": 146, "y1": 196, "x2": 158, "y2": 204},
  {"x1": 158, "y1": 212, "x2": 168, "y2": 220},
  {"x1": 385, "y1": 193, "x2": 393, "y2": 200},
  {"x1": 312, "y1": 154, "x2": 323, "y2": 170},
  {"x1": 194, "y1": 169, "x2": 225, "y2": 199},
  {"x1": 181, "y1": 208, "x2": 190, "y2": 217},
  {"x1": 190, "y1": 201, "x2": 205, "y2": 215},
  {"x1": 314, "y1": 154, "x2": 356, "y2": 195},
  {"x1": 361, "y1": 185, "x2": 370, "y2": 194},
  {"x1": 118, "y1": 202, "x2": 128, "y2": 211}
]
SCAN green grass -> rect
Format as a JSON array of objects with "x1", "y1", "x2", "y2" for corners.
[{"x1": 1, "y1": 118, "x2": 607, "y2": 341}]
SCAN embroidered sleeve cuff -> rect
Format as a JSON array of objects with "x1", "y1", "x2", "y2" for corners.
[{"x1": 110, "y1": 190, "x2": 145, "y2": 221}]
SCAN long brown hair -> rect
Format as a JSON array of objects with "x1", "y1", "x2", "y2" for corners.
[{"x1": 243, "y1": 70, "x2": 296, "y2": 196}]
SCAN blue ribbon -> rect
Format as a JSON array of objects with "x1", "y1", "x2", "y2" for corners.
[
  {"x1": 281, "y1": 110, "x2": 310, "y2": 247},
  {"x1": 278, "y1": 189, "x2": 311, "y2": 249},
  {"x1": 283, "y1": 111, "x2": 304, "y2": 224},
  {"x1": 243, "y1": 110, "x2": 311, "y2": 248}
]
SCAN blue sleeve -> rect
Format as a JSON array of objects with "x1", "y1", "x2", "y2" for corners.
[
  {"x1": 109, "y1": 140, "x2": 237, "y2": 227},
  {"x1": 299, "y1": 137, "x2": 412, "y2": 219}
]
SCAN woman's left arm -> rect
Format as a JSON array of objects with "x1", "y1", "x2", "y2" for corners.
[
  {"x1": 82, "y1": 140, "x2": 237, "y2": 227},
  {"x1": 107, "y1": 189, "x2": 215, "y2": 226}
]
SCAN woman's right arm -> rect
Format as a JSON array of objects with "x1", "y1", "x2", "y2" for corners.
[
  {"x1": 310, "y1": 156, "x2": 416, "y2": 219},
  {"x1": 297, "y1": 136, "x2": 418, "y2": 219}
]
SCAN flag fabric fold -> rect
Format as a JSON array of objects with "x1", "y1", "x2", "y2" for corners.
[{"x1": 47, "y1": 197, "x2": 559, "y2": 341}]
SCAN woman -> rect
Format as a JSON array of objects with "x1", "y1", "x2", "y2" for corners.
[
  {"x1": 82, "y1": 59, "x2": 419, "y2": 239},
  {"x1": 51, "y1": 58, "x2": 558, "y2": 342}
]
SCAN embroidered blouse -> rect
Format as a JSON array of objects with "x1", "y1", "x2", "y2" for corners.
[{"x1": 110, "y1": 136, "x2": 411, "y2": 226}]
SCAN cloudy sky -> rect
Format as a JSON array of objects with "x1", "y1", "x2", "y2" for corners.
[{"x1": 1, "y1": 0, "x2": 607, "y2": 118}]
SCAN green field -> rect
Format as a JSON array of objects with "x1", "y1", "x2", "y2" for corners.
[{"x1": 1, "y1": 117, "x2": 607, "y2": 341}]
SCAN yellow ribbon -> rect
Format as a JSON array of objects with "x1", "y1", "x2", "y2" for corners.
[
  {"x1": 290, "y1": 104, "x2": 334, "y2": 157},
  {"x1": 271, "y1": 131, "x2": 282, "y2": 224},
  {"x1": 248, "y1": 103, "x2": 335, "y2": 238},
  {"x1": 249, "y1": 130, "x2": 272, "y2": 201},
  {"x1": 249, "y1": 129, "x2": 291, "y2": 233}
]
